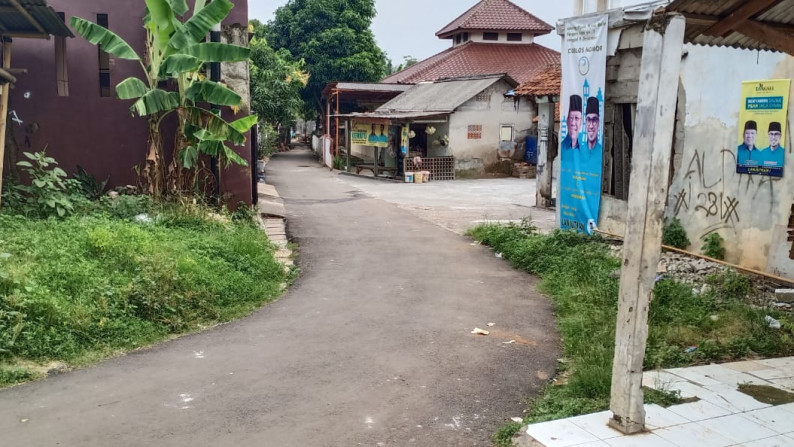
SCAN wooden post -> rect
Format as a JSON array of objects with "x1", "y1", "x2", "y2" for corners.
[
  {"x1": 536, "y1": 97, "x2": 556, "y2": 208},
  {"x1": 608, "y1": 13, "x2": 685, "y2": 435},
  {"x1": 345, "y1": 119, "x2": 351, "y2": 172},
  {"x1": 0, "y1": 39, "x2": 12, "y2": 210},
  {"x1": 334, "y1": 90, "x2": 340, "y2": 157}
]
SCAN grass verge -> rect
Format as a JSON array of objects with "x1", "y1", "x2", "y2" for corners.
[
  {"x1": 467, "y1": 222, "x2": 794, "y2": 446},
  {"x1": 0, "y1": 201, "x2": 287, "y2": 388}
]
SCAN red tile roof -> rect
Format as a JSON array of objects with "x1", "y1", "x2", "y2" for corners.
[
  {"x1": 436, "y1": 0, "x2": 553, "y2": 38},
  {"x1": 381, "y1": 42, "x2": 560, "y2": 85},
  {"x1": 514, "y1": 63, "x2": 561, "y2": 97}
]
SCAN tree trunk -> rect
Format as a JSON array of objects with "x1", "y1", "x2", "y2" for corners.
[{"x1": 141, "y1": 115, "x2": 165, "y2": 197}]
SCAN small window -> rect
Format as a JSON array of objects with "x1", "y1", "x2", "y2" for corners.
[
  {"x1": 483, "y1": 32, "x2": 499, "y2": 41},
  {"x1": 462, "y1": 32, "x2": 469, "y2": 42},
  {"x1": 456, "y1": 34, "x2": 462, "y2": 44},
  {"x1": 467, "y1": 125, "x2": 482, "y2": 140},
  {"x1": 55, "y1": 12, "x2": 68, "y2": 96},
  {"x1": 97, "y1": 13, "x2": 111, "y2": 97},
  {"x1": 500, "y1": 125, "x2": 514, "y2": 141},
  {"x1": 507, "y1": 33, "x2": 522, "y2": 42}
]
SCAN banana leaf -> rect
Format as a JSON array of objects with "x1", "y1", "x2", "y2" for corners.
[
  {"x1": 116, "y1": 77, "x2": 149, "y2": 100},
  {"x1": 193, "y1": 0, "x2": 207, "y2": 14},
  {"x1": 230, "y1": 115, "x2": 258, "y2": 133},
  {"x1": 166, "y1": 0, "x2": 189, "y2": 16},
  {"x1": 184, "y1": 107, "x2": 245, "y2": 145},
  {"x1": 159, "y1": 54, "x2": 202, "y2": 77},
  {"x1": 183, "y1": 43, "x2": 250, "y2": 63},
  {"x1": 70, "y1": 17, "x2": 139, "y2": 61},
  {"x1": 178, "y1": 145, "x2": 199, "y2": 169},
  {"x1": 145, "y1": 0, "x2": 170, "y2": 28},
  {"x1": 198, "y1": 140, "x2": 222, "y2": 157},
  {"x1": 169, "y1": 0, "x2": 233, "y2": 50},
  {"x1": 223, "y1": 145, "x2": 248, "y2": 167},
  {"x1": 186, "y1": 81, "x2": 241, "y2": 106},
  {"x1": 131, "y1": 89, "x2": 180, "y2": 116}
]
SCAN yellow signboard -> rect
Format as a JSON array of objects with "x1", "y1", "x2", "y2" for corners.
[
  {"x1": 351, "y1": 122, "x2": 389, "y2": 147},
  {"x1": 736, "y1": 79, "x2": 790, "y2": 177}
]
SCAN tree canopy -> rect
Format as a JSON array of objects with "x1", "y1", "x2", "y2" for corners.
[
  {"x1": 266, "y1": 0, "x2": 388, "y2": 116},
  {"x1": 249, "y1": 22, "x2": 307, "y2": 131}
]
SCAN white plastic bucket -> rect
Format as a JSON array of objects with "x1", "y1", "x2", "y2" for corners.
[{"x1": 404, "y1": 172, "x2": 414, "y2": 183}]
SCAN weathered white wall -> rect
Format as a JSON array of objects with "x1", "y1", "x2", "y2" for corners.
[
  {"x1": 595, "y1": 38, "x2": 794, "y2": 272},
  {"x1": 448, "y1": 80, "x2": 535, "y2": 173},
  {"x1": 666, "y1": 44, "x2": 794, "y2": 272}
]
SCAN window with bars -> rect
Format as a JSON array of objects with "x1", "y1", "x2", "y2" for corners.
[
  {"x1": 467, "y1": 125, "x2": 482, "y2": 140},
  {"x1": 474, "y1": 91, "x2": 489, "y2": 102},
  {"x1": 97, "y1": 13, "x2": 111, "y2": 97}
]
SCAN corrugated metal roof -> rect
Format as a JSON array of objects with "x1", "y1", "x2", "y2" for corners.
[
  {"x1": 376, "y1": 75, "x2": 510, "y2": 115},
  {"x1": 0, "y1": 0, "x2": 73, "y2": 37},
  {"x1": 666, "y1": 0, "x2": 794, "y2": 51},
  {"x1": 347, "y1": 111, "x2": 450, "y2": 120},
  {"x1": 332, "y1": 83, "x2": 413, "y2": 93}
]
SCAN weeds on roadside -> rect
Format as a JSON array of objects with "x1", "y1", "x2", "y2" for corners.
[
  {"x1": 0, "y1": 203, "x2": 286, "y2": 387},
  {"x1": 469, "y1": 223, "x2": 794, "y2": 427},
  {"x1": 662, "y1": 218, "x2": 690, "y2": 249}
]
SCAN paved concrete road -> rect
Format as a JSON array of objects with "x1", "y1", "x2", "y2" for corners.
[
  {"x1": 0, "y1": 148, "x2": 559, "y2": 447},
  {"x1": 337, "y1": 174, "x2": 557, "y2": 235}
]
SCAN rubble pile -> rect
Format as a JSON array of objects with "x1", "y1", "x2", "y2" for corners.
[{"x1": 608, "y1": 244, "x2": 791, "y2": 312}]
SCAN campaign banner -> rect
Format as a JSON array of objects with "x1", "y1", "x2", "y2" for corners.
[
  {"x1": 736, "y1": 79, "x2": 790, "y2": 177},
  {"x1": 351, "y1": 121, "x2": 389, "y2": 148},
  {"x1": 559, "y1": 15, "x2": 608, "y2": 235}
]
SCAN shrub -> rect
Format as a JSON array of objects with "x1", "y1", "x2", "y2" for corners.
[
  {"x1": 258, "y1": 123, "x2": 280, "y2": 160},
  {"x1": 13, "y1": 150, "x2": 78, "y2": 218},
  {"x1": 662, "y1": 218, "x2": 690, "y2": 249},
  {"x1": 702, "y1": 233, "x2": 725, "y2": 260},
  {"x1": 73, "y1": 165, "x2": 109, "y2": 200},
  {"x1": 706, "y1": 268, "x2": 751, "y2": 301}
]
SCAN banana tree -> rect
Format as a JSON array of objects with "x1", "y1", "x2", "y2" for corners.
[{"x1": 70, "y1": 0, "x2": 256, "y2": 197}]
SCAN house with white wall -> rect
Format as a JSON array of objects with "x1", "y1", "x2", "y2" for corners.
[{"x1": 349, "y1": 74, "x2": 534, "y2": 177}]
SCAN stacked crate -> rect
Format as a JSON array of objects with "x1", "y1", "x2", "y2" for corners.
[{"x1": 404, "y1": 156, "x2": 455, "y2": 181}]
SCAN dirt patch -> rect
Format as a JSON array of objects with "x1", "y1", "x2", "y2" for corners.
[{"x1": 738, "y1": 384, "x2": 794, "y2": 405}]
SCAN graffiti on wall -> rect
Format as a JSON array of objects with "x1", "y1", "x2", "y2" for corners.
[{"x1": 672, "y1": 148, "x2": 780, "y2": 239}]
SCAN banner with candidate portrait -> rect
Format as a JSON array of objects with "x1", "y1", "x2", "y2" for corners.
[
  {"x1": 351, "y1": 121, "x2": 389, "y2": 148},
  {"x1": 559, "y1": 15, "x2": 608, "y2": 235},
  {"x1": 736, "y1": 79, "x2": 790, "y2": 177}
]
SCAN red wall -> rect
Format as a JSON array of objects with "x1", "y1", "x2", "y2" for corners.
[{"x1": 8, "y1": 0, "x2": 251, "y2": 204}]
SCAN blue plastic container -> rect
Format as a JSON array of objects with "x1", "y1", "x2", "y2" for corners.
[{"x1": 525, "y1": 136, "x2": 538, "y2": 165}]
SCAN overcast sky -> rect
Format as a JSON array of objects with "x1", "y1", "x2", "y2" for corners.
[
  {"x1": 248, "y1": 1, "x2": 649, "y2": 62},
  {"x1": 248, "y1": 1, "x2": 576, "y2": 62}
]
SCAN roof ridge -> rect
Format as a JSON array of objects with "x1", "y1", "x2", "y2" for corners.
[
  {"x1": 435, "y1": 0, "x2": 553, "y2": 37},
  {"x1": 382, "y1": 43, "x2": 470, "y2": 83}
]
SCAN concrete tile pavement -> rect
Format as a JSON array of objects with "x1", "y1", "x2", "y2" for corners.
[{"x1": 521, "y1": 358, "x2": 794, "y2": 447}]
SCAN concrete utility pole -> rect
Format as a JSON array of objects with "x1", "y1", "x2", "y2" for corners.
[
  {"x1": 535, "y1": 98, "x2": 556, "y2": 208},
  {"x1": 608, "y1": 13, "x2": 686, "y2": 435}
]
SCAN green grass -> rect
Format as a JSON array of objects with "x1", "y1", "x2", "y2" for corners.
[
  {"x1": 0, "y1": 202, "x2": 287, "y2": 387},
  {"x1": 470, "y1": 222, "x2": 794, "y2": 442}
]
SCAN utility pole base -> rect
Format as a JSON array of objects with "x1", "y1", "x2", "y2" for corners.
[{"x1": 608, "y1": 413, "x2": 645, "y2": 435}]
